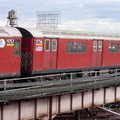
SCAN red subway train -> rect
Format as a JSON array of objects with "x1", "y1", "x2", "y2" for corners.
[
  {"x1": 0, "y1": 27, "x2": 22, "y2": 78},
  {"x1": 1, "y1": 26, "x2": 120, "y2": 78}
]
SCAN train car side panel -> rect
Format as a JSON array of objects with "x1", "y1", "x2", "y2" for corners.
[
  {"x1": 0, "y1": 37, "x2": 21, "y2": 77},
  {"x1": 44, "y1": 39, "x2": 58, "y2": 69},
  {"x1": 93, "y1": 40, "x2": 103, "y2": 66},
  {"x1": 33, "y1": 38, "x2": 44, "y2": 71},
  {"x1": 21, "y1": 37, "x2": 44, "y2": 74},
  {"x1": 102, "y1": 40, "x2": 120, "y2": 66},
  {"x1": 57, "y1": 39, "x2": 93, "y2": 69}
]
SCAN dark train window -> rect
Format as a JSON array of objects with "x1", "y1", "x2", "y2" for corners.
[
  {"x1": 109, "y1": 43, "x2": 119, "y2": 52},
  {"x1": 67, "y1": 42, "x2": 73, "y2": 45},
  {"x1": 14, "y1": 40, "x2": 20, "y2": 56},
  {"x1": 66, "y1": 42, "x2": 86, "y2": 53},
  {"x1": 45, "y1": 39, "x2": 50, "y2": 51}
]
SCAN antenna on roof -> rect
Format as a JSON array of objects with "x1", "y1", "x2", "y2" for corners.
[{"x1": 6, "y1": 9, "x2": 18, "y2": 27}]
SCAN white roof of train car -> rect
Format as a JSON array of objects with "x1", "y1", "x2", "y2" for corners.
[
  {"x1": 0, "y1": 27, "x2": 22, "y2": 37},
  {"x1": 23, "y1": 27, "x2": 120, "y2": 40}
]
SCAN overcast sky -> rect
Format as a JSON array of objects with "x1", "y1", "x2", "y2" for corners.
[{"x1": 1, "y1": 0, "x2": 120, "y2": 33}]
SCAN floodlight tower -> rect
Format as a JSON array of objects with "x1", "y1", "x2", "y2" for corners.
[
  {"x1": 36, "y1": 10, "x2": 61, "y2": 29},
  {"x1": 6, "y1": 9, "x2": 18, "y2": 27}
]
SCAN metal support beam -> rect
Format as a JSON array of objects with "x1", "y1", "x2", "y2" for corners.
[
  {"x1": 97, "y1": 106, "x2": 120, "y2": 118},
  {"x1": 34, "y1": 98, "x2": 37, "y2": 119},
  {"x1": 75, "y1": 110, "x2": 80, "y2": 120},
  {"x1": 18, "y1": 101, "x2": 21, "y2": 120},
  {"x1": 1, "y1": 104, "x2": 3, "y2": 120},
  {"x1": 48, "y1": 97, "x2": 52, "y2": 120},
  {"x1": 58, "y1": 95, "x2": 61, "y2": 113},
  {"x1": 70, "y1": 93, "x2": 73, "y2": 111}
]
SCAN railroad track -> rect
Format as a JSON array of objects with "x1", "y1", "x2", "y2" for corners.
[
  {"x1": 0, "y1": 73, "x2": 120, "y2": 101},
  {"x1": 0, "y1": 71, "x2": 119, "y2": 91}
]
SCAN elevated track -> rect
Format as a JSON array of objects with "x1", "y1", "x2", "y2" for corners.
[
  {"x1": 0, "y1": 70, "x2": 120, "y2": 101},
  {"x1": 0, "y1": 70, "x2": 120, "y2": 120}
]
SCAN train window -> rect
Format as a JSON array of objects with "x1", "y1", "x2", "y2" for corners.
[
  {"x1": 109, "y1": 43, "x2": 119, "y2": 52},
  {"x1": 78, "y1": 46, "x2": 86, "y2": 52},
  {"x1": 67, "y1": 46, "x2": 77, "y2": 53},
  {"x1": 93, "y1": 41, "x2": 97, "y2": 51},
  {"x1": 45, "y1": 40, "x2": 50, "y2": 51},
  {"x1": 52, "y1": 40, "x2": 57, "y2": 51},
  {"x1": 67, "y1": 42, "x2": 73, "y2": 45},
  {"x1": 73, "y1": 42, "x2": 77, "y2": 45},
  {"x1": 67, "y1": 46, "x2": 71, "y2": 52},
  {"x1": 66, "y1": 42, "x2": 86, "y2": 53},
  {"x1": 14, "y1": 40, "x2": 20, "y2": 56},
  {"x1": 98, "y1": 41, "x2": 102, "y2": 51}
]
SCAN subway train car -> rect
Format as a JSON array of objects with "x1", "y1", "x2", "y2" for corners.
[
  {"x1": 17, "y1": 27, "x2": 120, "y2": 75},
  {"x1": 1, "y1": 26, "x2": 120, "y2": 78},
  {"x1": 0, "y1": 27, "x2": 22, "y2": 78}
]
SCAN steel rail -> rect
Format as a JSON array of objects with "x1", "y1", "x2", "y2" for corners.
[
  {"x1": 0, "y1": 71, "x2": 120, "y2": 91},
  {"x1": 0, "y1": 76, "x2": 120, "y2": 101}
]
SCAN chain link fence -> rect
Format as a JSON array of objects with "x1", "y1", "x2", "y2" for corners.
[{"x1": 21, "y1": 51, "x2": 33, "y2": 71}]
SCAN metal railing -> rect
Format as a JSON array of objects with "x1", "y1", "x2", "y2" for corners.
[
  {"x1": 0, "y1": 69, "x2": 120, "y2": 101},
  {"x1": 1, "y1": 68, "x2": 120, "y2": 92}
]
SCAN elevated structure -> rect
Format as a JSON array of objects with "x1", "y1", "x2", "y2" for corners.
[
  {"x1": 0, "y1": 85, "x2": 120, "y2": 120},
  {"x1": 0, "y1": 72, "x2": 120, "y2": 119},
  {"x1": 6, "y1": 9, "x2": 18, "y2": 27},
  {"x1": 36, "y1": 10, "x2": 61, "y2": 29}
]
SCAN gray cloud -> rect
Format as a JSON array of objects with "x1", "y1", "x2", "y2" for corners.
[{"x1": 0, "y1": 0, "x2": 120, "y2": 33}]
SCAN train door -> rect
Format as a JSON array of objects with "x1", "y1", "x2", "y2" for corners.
[
  {"x1": 93, "y1": 40, "x2": 103, "y2": 66},
  {"x1": 44, "y1": 39, "x2": 58, "y2": 69}
]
